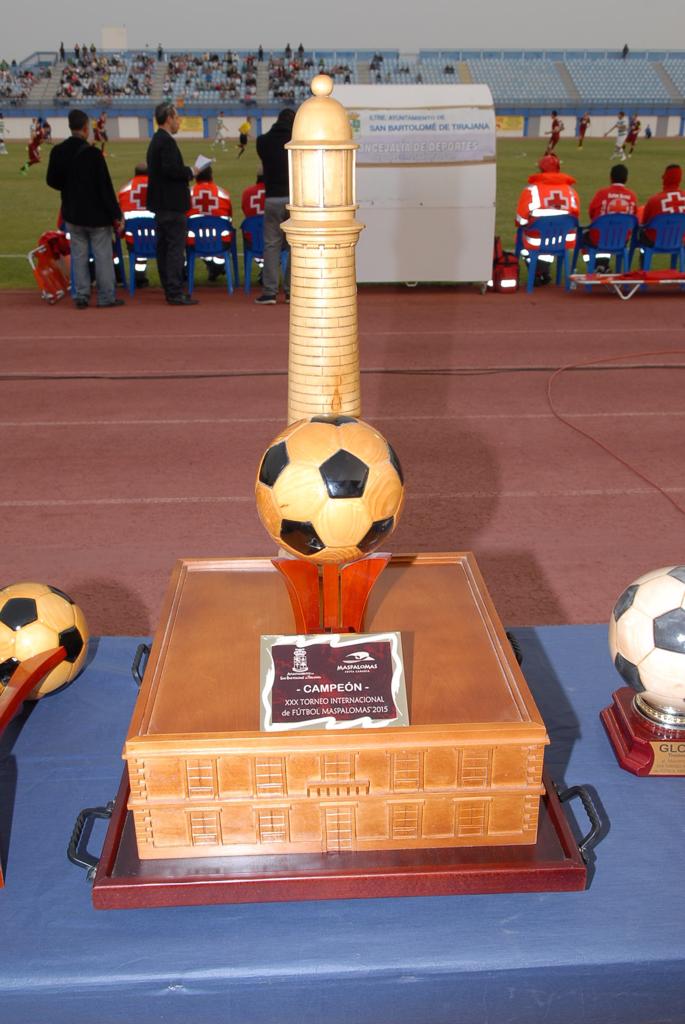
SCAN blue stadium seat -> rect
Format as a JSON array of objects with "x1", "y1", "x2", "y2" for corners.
[
  {"x1": 515, "y1": 214, "x2": 578, "y2": 292},
  {"x1": 571, "y1": 213, "x2": 638, "y2": 278},
  {"x1": 125, "y1": 218, "x2": 157, "y2": 296},
  {"x1": 186, "y1": 215, "x2": 234, "y2": 295},
  {"x1": 631, "y1": 213, "x2": 685, "y2": 272}
]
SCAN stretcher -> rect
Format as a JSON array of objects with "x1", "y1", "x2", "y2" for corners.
[{"x1": 570, "y1": 269, "x2": 685, "y2": 300}]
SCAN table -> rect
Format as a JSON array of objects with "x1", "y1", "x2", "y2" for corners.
[{"x1": 2, "y1": 627, "x2": 684, "y2": 1024}]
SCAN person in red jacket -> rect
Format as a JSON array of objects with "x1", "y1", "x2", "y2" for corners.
[
  {"x1": 582, "y1": 163, "x2": 638, "y2": 252},
  {"x1": 515, "y1": 154, "x2": 579, "y2": 252},
  {"x1": 241, "y1": 174, "x2": 265, "y2": 218},
  {"x1": 118, "y1": 163, "x2": 151, "y2": 287},
  {"x1": 187, "y1": 165, "x2": 233, "y2": 281},
  {"x1": 189, "y1": 165, "x2": 232, "y2": 218},
  {"x1": 19, "y1": 118, "x2": 43, "y2": 175},
  {"x1": 640, "y1": 164, "x2": 685, "y2": 245}
]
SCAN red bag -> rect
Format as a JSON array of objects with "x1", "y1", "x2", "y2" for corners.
[{"x1": 490, "y1": 237, "x2": 519, "y2": 292}]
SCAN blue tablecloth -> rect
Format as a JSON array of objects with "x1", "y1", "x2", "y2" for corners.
[{"x1": 2, "y1": 627, "x2": 684, "y2": 1024}]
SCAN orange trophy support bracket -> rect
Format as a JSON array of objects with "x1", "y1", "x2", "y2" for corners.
[
  {"x1": 0, "y1": 646, "x2": 67, "y2": 889},
  {"x1": 272, "y1": 553, "x2": 391, "y2": 634}
]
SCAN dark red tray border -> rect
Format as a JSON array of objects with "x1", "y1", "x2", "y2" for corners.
[{"x1": 91, "y1": 770, "x2": 587, "y2": 908}]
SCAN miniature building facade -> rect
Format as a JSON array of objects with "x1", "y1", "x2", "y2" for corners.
[{"x1": 127, "y1": 733, "x2": 545, "y2": 858}]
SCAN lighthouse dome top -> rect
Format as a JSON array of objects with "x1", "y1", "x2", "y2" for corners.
[{"x1": 290, "y1": 75, "x2": 353, "y2": 145}]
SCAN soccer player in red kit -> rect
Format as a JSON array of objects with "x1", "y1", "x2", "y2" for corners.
[
  {"x1": 545, "y1": 111, "x2": 564, "y2": 154},
  {"x1": 515, "y1": 154, "x2": 580, "y2": 251},
  {"x1": 577, "y1": 113, "x2": 591, "y2": 148},
  {"x1": 625, "y1": 116, "x2": 641, "y2": 156},
  {"x1": 93, "y1": 112, "x2": 108, "y2": 156},
  {"x1": 19, "y1": 118, "x2": 43, "y2": 175}
]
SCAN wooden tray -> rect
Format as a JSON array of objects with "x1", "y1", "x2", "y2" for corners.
[{"x1": 88, "y1": 769, "x2": 588, "y2": 908}]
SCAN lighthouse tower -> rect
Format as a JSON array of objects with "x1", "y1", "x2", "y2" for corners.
[{"x1": 283, "y1": 75, "x2": 364, "y2": 424}]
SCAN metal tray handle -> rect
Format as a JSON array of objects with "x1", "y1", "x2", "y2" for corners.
[
  {"x1": 67, "y1": 802, "x2": 114, "y2": 881},
  {"x1": 557, "y1": 784, "x2": 603, "y2": 861},
  {"x1": 130, "y1": 643, "x2": 151, "y2": 687}
]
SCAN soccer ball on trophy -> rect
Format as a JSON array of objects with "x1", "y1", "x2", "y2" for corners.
[
  {"x1": 255, "y1": 416, "x2": 404, "y2": 565},
  {"x1": 0, "y1": 582, "x2": 89, "y2": 698},
  {"x1": 609, "y1": 565, "x2": 685, "y2": 719}
]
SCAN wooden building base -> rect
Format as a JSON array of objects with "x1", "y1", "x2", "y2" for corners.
[{"x1": 90, "y1": 769, "x2": 587, "y2": 909}]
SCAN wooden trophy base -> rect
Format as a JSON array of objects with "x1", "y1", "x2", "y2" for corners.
[
  {"x1": 601, "y1": 687, "x2": 685, "y2": 776},
  {"x1": 89, "y1": 768, "x2": 587, "y2": 909}
]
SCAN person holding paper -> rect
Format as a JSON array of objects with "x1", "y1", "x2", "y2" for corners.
[{"x1": 146, "y1": 102, "x2": 199, "y2": 305}]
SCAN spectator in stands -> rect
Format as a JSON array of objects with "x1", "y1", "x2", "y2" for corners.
[
  {"x1": 157, "y1": 43, "x2": 163, "y2": 61},
  {"x1": 545, "y1": 112, "x2": 564, "y2": 155},
  {"x1": 622, "y1": 43, "x2": 629, "y2": 59},
  {"x1": 47, "y1": 108, "x2": 124, "y2": 308},
  {"x1": 640, "y1": 164, "x2": 685, "y2": 243},
  {"x1": 604, "y1": 112, "x2": 628, "y2": 162},
  {"x1": 258, "y1": 45, "x2": 264, "y2": 62},
  {"x1": 515, "y1": 154, "x2": 579, "y2": 254},
  {"x1": 254, "y1": 108, "x2": 295, "y2": 304},
  {"x1": 577, "y1": 113, "x2": 591, "y2": 148},
  {"x1": 146, "y1": 101, "x2": 198, "y2": 305},
  {"x1": 59, "y1": 42, "x2": 65, "y2": 62}
]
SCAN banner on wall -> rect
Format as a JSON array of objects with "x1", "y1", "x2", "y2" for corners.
[
  {"x1": 178, "y1": 116, "x2": 203, "y2": 133},
  {"x1": 348, "y1": 107, "x2": 495, "y2": 165},
  {"x1": 496, "y1": 115, "x2": 524, "y2": 132}
]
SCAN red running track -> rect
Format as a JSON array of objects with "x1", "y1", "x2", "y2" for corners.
[{"x1": 1, "y1": 284, "x2": 684, "y2": 634}]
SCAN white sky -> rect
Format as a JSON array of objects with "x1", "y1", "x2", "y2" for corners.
[{"x1": 4, "y1": 1, "x2": 684, "y2": 61}]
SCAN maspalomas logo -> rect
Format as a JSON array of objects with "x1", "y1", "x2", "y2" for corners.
[{"x1": 338, "y1": 649, "x2": 378, "y2": 672}]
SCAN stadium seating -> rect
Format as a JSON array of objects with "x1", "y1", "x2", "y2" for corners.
[
  {"x1": 565, "y1": 59, "x2": 670, "y2": 103},
  {"x1": 466, "y1": 59, "x2": 568, "y2": 103}
]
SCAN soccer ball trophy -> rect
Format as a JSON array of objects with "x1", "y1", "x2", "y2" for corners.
[
  {"x1": 602, "y1": 566, "x2": 685, "y2": 775},
  {"x1": 0, "y1": 581, "x2": 89, "y2": 886}
]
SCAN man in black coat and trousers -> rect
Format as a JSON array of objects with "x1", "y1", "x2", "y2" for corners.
[
  {"x1": 47, "y1": 108, "x2": 124, "y2": 309},
  {"x1": 147, "y1": 102, "x2": 198, "y2": 305}
]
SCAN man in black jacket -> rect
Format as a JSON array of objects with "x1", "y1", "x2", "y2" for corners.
[
  {"x1": 46, "y1": 108, "x2": 124, "y2": 308},
  {"x1": 254, "y1": 108, "x2": 295, "y2": 304},
  {"x1": 146, "y1": 102, "x2": 198, "y2": 305}
]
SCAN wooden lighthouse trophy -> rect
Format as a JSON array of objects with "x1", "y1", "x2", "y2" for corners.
[{"x1": 88, "y1": 76, "x2": 592, "y2": 908}]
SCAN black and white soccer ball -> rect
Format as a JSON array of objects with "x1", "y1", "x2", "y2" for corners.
[
  {"x1": 609, "y1": 566, "x2": 685, "y2": 714},
  {"x1": 255, "y1": 416, "x2": 405, "y2": 564},
  {"x1": 0, "y1": 582, "x2": 89, "y2": 698}
]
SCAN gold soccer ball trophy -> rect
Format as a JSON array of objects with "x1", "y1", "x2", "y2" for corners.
[{"x1": 0, "y1": 582, "x2": 90, "y2": 698}]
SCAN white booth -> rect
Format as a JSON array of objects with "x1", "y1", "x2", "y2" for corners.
[{"x1": 335, "y1": 84, "x2": 496, "y2": 286}]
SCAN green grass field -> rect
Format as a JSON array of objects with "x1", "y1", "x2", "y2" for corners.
[{"x1": 0, "y1": 135, "x2": 683, "y2": 288}]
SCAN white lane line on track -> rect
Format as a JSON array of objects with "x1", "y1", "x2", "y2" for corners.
[
  {"x1": 0, "y1": 411, "x2": 682, "y2": 428},
  {"x1": 0, "y1": 487, "x2": 683, "y2": 508},
  {"x1": 1, "y1": 326, "x2": 682, "y2": 340}
]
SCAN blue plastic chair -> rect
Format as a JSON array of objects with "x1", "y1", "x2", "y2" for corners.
[
  {"x1": 125, "y1": 217, "x2": 157, "y2": 296},
  {"x1": 515, "y1": 213, "x2": 578, "y2": 293},
  {"x1": 186, "y1": 215, "x2": 234, "y2": 295},
  {"x1": 241, "y1": 214, "x2": 289, "y2": 294},
  {"x1": 571, "y1": 213, "x2": 638, "y2": 277},
  {"x1": 630, "y1": 213, "x2": 685, "y2": 272}
]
